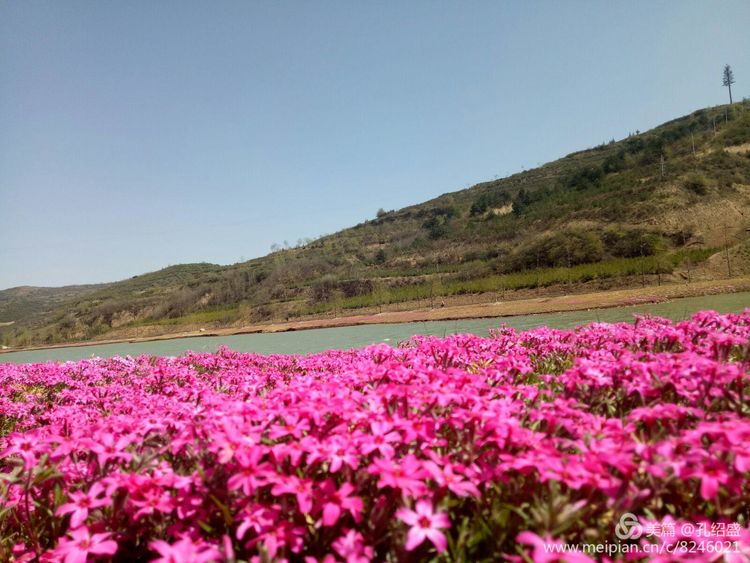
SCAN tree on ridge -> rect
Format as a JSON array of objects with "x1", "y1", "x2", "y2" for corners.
[{"x1": 723, "y1": 64, "x2": 735, "y2": 104}]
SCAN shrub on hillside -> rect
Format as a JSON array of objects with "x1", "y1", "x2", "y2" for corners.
[
  {"x1": 422, "y1": 216, "x2": 449, "y2": 240},
  {"x1": 602, "y1": 227, "x2": 665, "y2": 258},
  {"x1": 310, "y1": 274, "x2": 339, "y2": 302},
  {"x1": 639, "y1": 136, "x2": 665, "y2": 165},
  {"x1": 563, "y1": 166, "x2": 604, "y2": 191},
  {"x1": 602, "y1": 150, "x2": 626, "y2": 173},
  {"x1": 684, "y1": 173, "x2": 708, "y2": 195},
  {"x1": 469, "y1": 191, "x2": 511, "y2": 216},
  {"x1": 510, "y1": 229, "x2": 604, "y2": 271}
]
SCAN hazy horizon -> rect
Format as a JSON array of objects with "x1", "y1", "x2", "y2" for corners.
[{"x1": 2, "y1": 0, "x2": 750, "y2": 290}]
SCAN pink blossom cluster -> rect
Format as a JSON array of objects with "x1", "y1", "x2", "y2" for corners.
[{"x1": 1, "y1": 310, "x2": 750, "y2": 561}]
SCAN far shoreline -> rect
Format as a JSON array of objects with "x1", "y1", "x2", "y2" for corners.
[{"x1": 2, "y1": 276, "x2": 749, "y2": 355}]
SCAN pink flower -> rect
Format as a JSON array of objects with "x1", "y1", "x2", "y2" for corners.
[
  {"x1": 149, "y1": 537, "x2": 221, "y2": 563},
  {"x1": 516, "y1": 531, "x2": 594, "y2": 563},
  {"x1": 423, "y1": 460, "x2": 480, "y2": 498},
  {"x1": 226, "y1": 447, "x2": 271, "y2": 494},
  {"x1": 360, "y1": 421, "x2": 400, "y2": 458},
  {"x1": 268, "y1": 413, "x2": 310, "y2": 441},
  {"x1": 87, "y1": 432, "x2": 132, "y2": 467},
  {"x1": 320, "y1": 480, "x2": 363, "y2": 526},
  {"x1": 368, "y1": 454, "x2": 428, "y2": 497},
  {"x1": 56, "y1": 482, "x2": 110, "y2": 528},
  {"x1": 10, "y1": 543, "x2": 35, "y2": 563},
  {"x1": 270, "y1": 475, "x2": 314, "y2": 513},
  {"x1": 54, "y1": 527, "x2": 117, "y2": 563},
  {"x1": 327, "y1": 441, "x2": 359, "y2": 473},
  {"x1": 235, "y1": 504, "x2": 279, "y2": 540},
  {"x1": 688, "y1": 458, "x2": 729, "y2": 500},
  {"x1": 396, "y1": 500, "x2": 450, "y2": 553},
  {"x1": 723, "y1": 526, "x2": 750, "y2": 563},
  {"x1": 131, "y1": 485, "x2": 175, "y2": 520},
  {"x1": 332, "y1": 529, "x2": 374, "y2": 563}
]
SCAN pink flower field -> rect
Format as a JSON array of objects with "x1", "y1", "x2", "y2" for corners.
[{"x1": 2, "y1": 310, "x2": 750, "y2": 562}]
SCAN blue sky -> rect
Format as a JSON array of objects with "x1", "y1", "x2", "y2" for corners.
[{"x1": 2, "y1": 1, "x2": 749, "y2": 289}]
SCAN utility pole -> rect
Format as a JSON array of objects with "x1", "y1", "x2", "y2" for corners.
[
  {"x1": 536, "y1": 249, "x2": 541, "y2": 287},
  {"x1": 660, "y1": 154, "x2": 665, "y2": 178},
  {"x1": 691, "y1": 132, "x2": 696, "y2": 157},
  {"x1": 639, "y1": 242, "x2": 646, "y2": 287},
  {"x1": 723, "y1": 226, "x2": 732, "y2": 278},
  {"x1": 682, "y1": 231, "x2": 692, "y2": 284}
]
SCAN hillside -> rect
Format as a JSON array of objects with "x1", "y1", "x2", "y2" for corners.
[
  {"x1": 0, "y1": 285, "x2": 107, "y2": 325},
  {"x1": 3, "y1": 101, "x2": 750, "y2": 348}
]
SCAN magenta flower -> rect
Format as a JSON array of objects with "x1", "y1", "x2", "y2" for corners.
[
  {"x1": 689, "y1": 458, "x2": 730, "y2": 500},
  {"x1": 235, "y1": 504, "x2": 279, "y2": 540},
  {"x1": 149, "y1": 537, "x2": 221, "y2": 563},
  {"x1": 359, "y1": 421, "x2": 401, "y2": 458},
  {"x1": 327, "y1": 442, "x2": 359, "y2": 473},
  {"x1": 226, "y1": 447, "x2": 271, "y2": 494},
  {"x1": 54, "y1": 527, "x2": 117, "y2": 563},
  {"x1": 368, "y1": 454, "x2": 428, "y2": 497},
  {"x1": 2, "y1": 434, "x2": 39, "y2": 467},
  {"x1": 423, "y1": 460, "x2": 480, "y2": 498},
  {"x1": 131, "y1": 486, "x2": 175, "y2": 520},
  {"x1": 320, "y1": 480, "x2": 364, "y2": 526},
  {"x1": 87, "y1": 432, "x2": 132, "y2": 467},
  {"x1": 332, "y1": 529, "x2": 375, "y2": 563},
  {"x1": 269, "y1": 413, "x2": 310, "y2": 440},
  {"x1": 516, "y1": 531, "x2": 595, "y2": 563},
  {"x1": 56, "y1": 482, "x2": 111, "y2": 528},
  {"x1": 270, "y1": 475, "x2": 314, "y2": 513},
  {"x1": 396, "y1": 500, "x2": 450, "y2": 553}
]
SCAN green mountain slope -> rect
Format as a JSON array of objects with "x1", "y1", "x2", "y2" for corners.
[
  {"x1": 0, "y1": 285, "x2": 106, "y2": 324},
  {"x1": 3, "y1": 102, "x2": 750, "y2": 347}
]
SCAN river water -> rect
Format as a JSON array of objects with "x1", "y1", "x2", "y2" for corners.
[{"x1": 2, "y1": 291, "x2": 748, "y2": 364}]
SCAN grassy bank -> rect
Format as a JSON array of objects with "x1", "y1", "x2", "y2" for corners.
[{"x1": 297, "y1": 248, "x2": 715, "y2": 317}]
